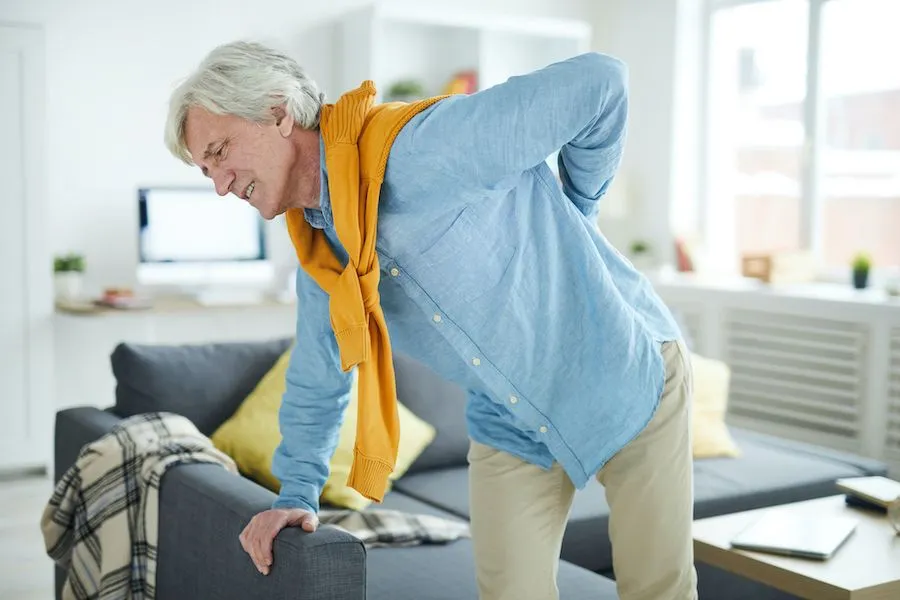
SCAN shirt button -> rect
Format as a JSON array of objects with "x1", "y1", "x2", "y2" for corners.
[
  {"x1": 539, "y1": 426, "x2": 548, "y2": 433},
  {"x1": 389, "y1": 267, "x2": 400, "y2": 277},
  {"x1": 509, "y1": 395, "x2": 518, "y2": 404},
  {"x1": 432, "y1": 314, "x2": 442, "y2": 323},
  {"x1": 472, "y1": 357, "x2": 481, "y2": 366}
]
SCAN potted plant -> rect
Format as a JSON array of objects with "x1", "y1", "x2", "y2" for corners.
[
  {"x1": 54, "y1": 252, "x2": 86, "y2": 301},
  {"x1": 629, "y1": 239, "x2": 654, "y2": 272},
  {"x1": 851, "y1": 252, "x2": 871, "y2": 290},
  {"x1": 386, "y1": 79, "x2": 425, "y2": 103}
]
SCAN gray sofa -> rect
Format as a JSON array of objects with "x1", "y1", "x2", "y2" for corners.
[{"x1": 53, "y1": 337, "x2": 888, "y2": 600}]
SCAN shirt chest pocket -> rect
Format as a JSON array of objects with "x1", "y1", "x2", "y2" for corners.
[{"x1": 404, "y1": 203, "x2": 518, "y2": 312}]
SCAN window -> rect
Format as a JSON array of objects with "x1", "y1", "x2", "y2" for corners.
[
  {"x1": 819, "y1": 0, "x2": 900, "y2": 270},
  {"x1": 701, "y1": 0, "x2": 900, "y2": 275}
]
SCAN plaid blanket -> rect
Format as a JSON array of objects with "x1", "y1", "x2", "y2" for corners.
[
  {"x1": 40, "y1": 412, "x2": 237, "y2": 600},
  {"x1": 318, "y1": 508, "x2": 470, "y2": 548}
]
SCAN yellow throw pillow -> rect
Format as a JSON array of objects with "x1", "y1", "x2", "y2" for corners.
[
  {"x1": 689, "y1": 352, "x2": 741, "y2": 459},
  {"x1": 211, "y1": 348, "x2": 436, "y2": 510}
]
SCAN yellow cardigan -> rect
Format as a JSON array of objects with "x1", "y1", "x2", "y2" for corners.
[{"x1": 285, "y1": 81, "x2": 444, "y2": 502}]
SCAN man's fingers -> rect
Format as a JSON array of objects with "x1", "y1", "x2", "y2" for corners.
[
  {"x1": 239, "y1": 525, "x2": 251, "y2": 558},
  {"x1": 261, "y1": 516, "x2": 281, "y2": 570},
  {"x1": 248, "y1": 520, "x2": 266, "y2": 574},
  {"x1": 254, "y1": 525, "x2": 273, "y2": 575},
  {"x1": 301, "y1": 513, "x2": 318, "y2": 532},
  {"x1": 239, "y1": 510, "x2": 317, "y2": 576}
]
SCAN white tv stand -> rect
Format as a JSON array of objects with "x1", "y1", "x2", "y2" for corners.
[
  {"x1": 193, "y1": 288, "x2": 269, "y2": 307},
  {"x1": 53, "y1": 294, "x2": 297, "y2": 412}
]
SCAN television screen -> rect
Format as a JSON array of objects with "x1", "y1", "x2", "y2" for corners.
[{"x1": 138, "y1": 187, "x2": 265, "y2": 263}]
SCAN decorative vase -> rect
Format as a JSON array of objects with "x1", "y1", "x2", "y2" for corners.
[
  {"x1": 54, "y1": 271, "x2": 84, "y2": 301},
  {"x1": 852, "y1": 269, "x2": 868, "y2": 290}
]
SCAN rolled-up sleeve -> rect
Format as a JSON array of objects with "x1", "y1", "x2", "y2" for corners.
[
  {"x1": 395, "y1": 51, "x2": 629, "y2": 218},
  {"x1": 270, "y1": 268, "x2": 353, "y2": 514}
]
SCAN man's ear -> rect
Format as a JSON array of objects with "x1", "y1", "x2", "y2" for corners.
[{"x1": 272, "y1": 105, "x2": 294, "y2": 137}]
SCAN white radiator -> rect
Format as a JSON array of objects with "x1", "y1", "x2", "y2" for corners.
[
  {"x1": 722, "y1": 309, "x2": 867, "y2": 452},
  {"x1": 655, "y1": 274, "x2": 900, "y2": 476},
  {"x1": 886, "y1": 329, "x2": 900, "y2": 463},
  {"x1": 674, "y1": 303, "x2": 705, "y2": 355}
]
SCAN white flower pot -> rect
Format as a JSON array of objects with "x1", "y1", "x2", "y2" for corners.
[{"x1": 54, "y1": 271, "x2": 84, "y2": 301}]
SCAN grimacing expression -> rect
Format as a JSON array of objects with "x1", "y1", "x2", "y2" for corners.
[{"x1": 183, "y1": 105, "x2": 320, "y2": 219}]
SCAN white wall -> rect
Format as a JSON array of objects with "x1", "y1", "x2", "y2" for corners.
[
  {"x1": 0, "y1": 0, "x2": 594, "y2": 295},
  {"x1": 591, "y1": 0, "x2": 702, "y2": 265}
]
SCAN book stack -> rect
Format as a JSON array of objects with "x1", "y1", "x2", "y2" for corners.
[{"x1": 836, "y1": 476, "x2": 900, "y2": 533}]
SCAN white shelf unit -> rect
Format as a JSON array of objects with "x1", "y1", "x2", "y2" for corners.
[{"x1": 334, "y1": 3, "x2": 592, "y2": 101}]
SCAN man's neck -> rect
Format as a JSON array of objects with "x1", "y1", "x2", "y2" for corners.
[{"x1": 288, "y1": 128, "x2": 323, "y2": 210}]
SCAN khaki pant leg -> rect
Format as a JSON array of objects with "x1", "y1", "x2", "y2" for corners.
[
  {"x1": 596, "y1": 339, "x2": 699, "y2": 600},
  {"x1": 467, "y1": 440, "x2": 576, "y2": 600}
]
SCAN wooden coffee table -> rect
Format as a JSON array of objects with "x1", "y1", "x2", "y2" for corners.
[{"x1": 693, "y1": 495, "x2": 900, "y2": 599}]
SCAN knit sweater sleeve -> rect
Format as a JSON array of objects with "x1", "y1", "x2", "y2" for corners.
[{"x1": 392, "y1": 51, "x2": 628, "y2": 219}]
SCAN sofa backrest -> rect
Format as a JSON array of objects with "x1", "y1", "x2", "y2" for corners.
[
  {"x1": 393, "y1": 353, "x2": 470, "y2": 474},
  {"x1": 111, "y1": 338, "x2": 291, "y2": 436},
  {"x1": 109, "y1": 338, "x2": 471, "y2": 471}
]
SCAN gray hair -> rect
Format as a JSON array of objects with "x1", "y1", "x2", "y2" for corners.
[{"x1": 164, "y1": 40, "x2": 325, "y2": 164}]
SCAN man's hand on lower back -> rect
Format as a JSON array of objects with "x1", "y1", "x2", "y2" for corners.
[{"x1": 239, "y1": 508, "x2": 319, "y2": 575}]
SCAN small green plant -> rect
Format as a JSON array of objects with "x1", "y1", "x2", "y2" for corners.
[
  {"x1": 387, "y1": 79, "x2": 425, "y2": 100},
  {"x1": 851, "y1": 252, "x2": 871, "y2": 273},
  {"x1": 54, "y1": 253, "x2": 85, "y2": 273},
  {"x1": 630, "y1": 240, "x2": 650, "y2": 255},
  {"x1": 851, "y1": 252, "x2": 871, "y2": 289}
]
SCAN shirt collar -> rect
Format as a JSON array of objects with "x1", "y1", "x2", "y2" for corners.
[{"x1": 303, "y1": 134, "x2": 332, "y2": 230}]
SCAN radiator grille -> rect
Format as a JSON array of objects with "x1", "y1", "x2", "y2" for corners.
[
  {"x1": 886, "y1": 329, "x2": 900, "y2": 457},
  {"x1": 665, "y1": 302, "x2": 705, "y2": 354},
  {"x1": 723, "y1": 309, "x2": 867, "y2": 445}
]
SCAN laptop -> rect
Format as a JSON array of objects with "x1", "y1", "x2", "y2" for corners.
[{"x1": 729, "y1": 510, "x2": 858, "y2": 560}]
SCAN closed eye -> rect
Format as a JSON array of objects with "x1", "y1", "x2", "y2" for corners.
[
  {"x1": 200, "y1": 139, "x2": 228, "y2": 177},
  {"x1": 214, "y1": 139, "x2": 229, "y2": 162}
]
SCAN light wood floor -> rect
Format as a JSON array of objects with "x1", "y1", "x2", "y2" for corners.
[{"x1": 0, "y1": 473, "x2": 56, "y2": 600}]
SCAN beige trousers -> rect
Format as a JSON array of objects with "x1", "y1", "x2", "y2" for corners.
[{"x1": 467, "y1": 340, "x2": 698, "y2": 600}]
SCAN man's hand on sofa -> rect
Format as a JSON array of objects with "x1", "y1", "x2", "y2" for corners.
[{"x1": 239, "y1": 508, "x2": 319, "y2": 575}]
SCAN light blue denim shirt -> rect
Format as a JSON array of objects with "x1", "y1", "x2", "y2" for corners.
[{"x1": 271, "y1": 52, "x2": 683, "y2": 513}]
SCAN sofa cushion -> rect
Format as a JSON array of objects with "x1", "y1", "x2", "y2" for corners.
[
  {"x1": 690, "y1": 353, "x2": 741, "y2": 459},
  {"x1": 368, "y1": 492, "x2": 618, "y2": 600},
  {"x1": 392, "y1": 467, "x2": 470, "y2": 518},
  {"x1": 211, "y1": 350, "x2": 437, "y2": 510},
  {"x1": 375, "y1": 488, "x2": 470, "y2": 520},
  {"x1": 564, "y1": 426, "x2": 888, "y2": 573},
  {"x1": 393, "y1": 426, "x2": 888, "y2": 574},
  {"x1": 110, "y1": 338, "x2": 291, "y2": 436},
  {"x1": 393, "y1": 353, "x2": 471, "y2": 474},
  {"x1": 691, "y1": 427, "x2": 887, "y2": 517}
]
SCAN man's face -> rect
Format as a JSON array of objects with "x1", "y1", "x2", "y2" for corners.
[{"x1": 183, "y1": 106, "x2": 318, "y2": 220}]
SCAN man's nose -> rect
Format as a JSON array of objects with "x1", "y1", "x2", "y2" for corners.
[{"x1": 212, "y1": 171, "x2": 234, "y2": 196}]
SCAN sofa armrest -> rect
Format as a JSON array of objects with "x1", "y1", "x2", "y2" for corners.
[
  {"x1": 157, "y1": 463, "x2": 366, "y2": 600},
  {"x1": 54, "y1": 407, "x2": 122, "y2": 481},
  {"x1": 53, "y1": 407, "x2": 124, "y2": 599},
  {"x1": 52, "y1": 408, "x2": 366, "y2": 600}
]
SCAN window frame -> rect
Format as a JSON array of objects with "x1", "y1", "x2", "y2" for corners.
[{"x1": 698, "y1": 0, "x2": 896, "y2": 282}]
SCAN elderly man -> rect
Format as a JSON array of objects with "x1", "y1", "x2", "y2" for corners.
[{"x1": 164, "y1": 41, "x2": 697, "y2": 600}]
